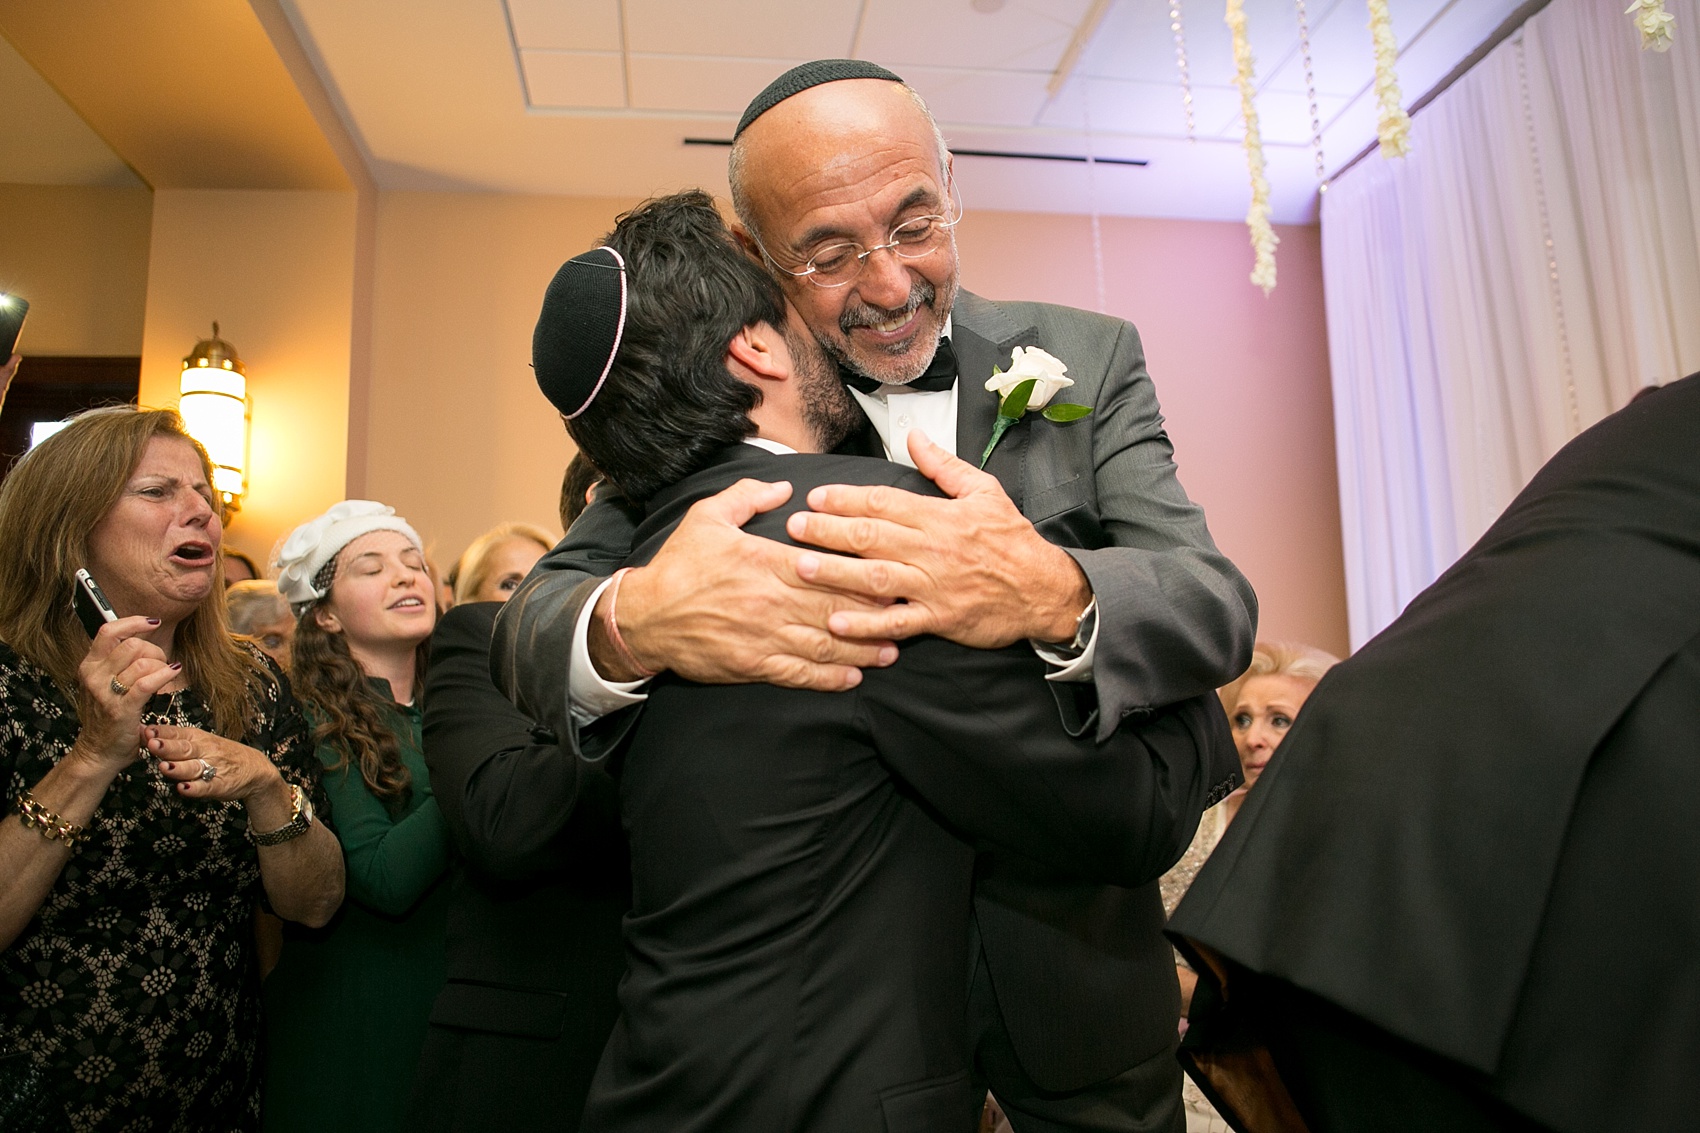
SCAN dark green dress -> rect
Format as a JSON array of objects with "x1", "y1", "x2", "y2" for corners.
[{"x1": 262, "y1": 688, "x2": 451, "y2": 1133}]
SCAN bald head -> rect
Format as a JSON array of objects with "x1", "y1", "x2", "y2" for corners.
[{"x1": 728, "y1": 78, "x2": 950, "y2": 241}]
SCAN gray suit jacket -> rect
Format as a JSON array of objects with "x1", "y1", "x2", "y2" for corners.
[{"x1": 492, "y1": 291, "x2": 1254, "y2": 1088}]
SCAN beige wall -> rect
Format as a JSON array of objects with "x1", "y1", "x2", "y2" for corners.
[
  {"x1": 955, "y1": 213, "x2": 1349, "y2": 658},
  {"x1": 362, "y1": 193, "x2": 1348, "y2": 658},
  {"x1": 0, "y1": 183, "x2": 152, "y2": 356},
  {"x1": 139, "y1": 188, "x2": 359, "y2": 567},
  {"x1": 361, "y1": 192, "x2": 626, "y2": 566}
]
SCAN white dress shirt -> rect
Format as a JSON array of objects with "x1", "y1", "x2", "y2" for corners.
[{"x1": 566, "y1": 325, "x2": 1097, "y2": 723}]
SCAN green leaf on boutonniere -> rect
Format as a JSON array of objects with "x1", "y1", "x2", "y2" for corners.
[
  {"x1": 1041, "y1": 403, "x2": 1092, "y2": 423},
  {"x1": 997, "y1": 378, "x2": 1037, "y2": 419}
]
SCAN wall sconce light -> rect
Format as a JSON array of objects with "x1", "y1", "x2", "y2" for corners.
[{"x1": 179, "y1": 322, "x2": 250, "y2": 521}]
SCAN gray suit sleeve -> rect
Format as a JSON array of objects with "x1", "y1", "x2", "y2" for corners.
[
  {"x1": 1063, "y1": 318, "x2": 1258, "y2": 737},
  {"x1": 490, "y1": 495, "x2": 641, "y2": 745}
]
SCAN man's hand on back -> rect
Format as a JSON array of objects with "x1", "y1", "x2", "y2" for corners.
[
  {"x1": 785, "y1": 431, "x2": 1092, "y2": 650},
  {"x1": 589, "y1": 477, "x2": 900, "y2": 691}
]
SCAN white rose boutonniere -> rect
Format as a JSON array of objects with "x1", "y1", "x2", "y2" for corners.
[{"x1": 980, "y1": 346, "x2": 1093, "y2": 467}]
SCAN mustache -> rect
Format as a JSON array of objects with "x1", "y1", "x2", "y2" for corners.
[{"x1": 838, "y1": 279, "x2": 937, "y2": 335}]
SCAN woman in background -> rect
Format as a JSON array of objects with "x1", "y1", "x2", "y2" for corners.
[
  {"x1": 451, "y1": 522, "x2": 554, "y2": 606},
  {"x1": 262, "y1": 501, "x2": 452, "y2": 1133},
  {"x1": 1161, "y1": 640, "x2": 1338, "y2": 1132},
  {"x1": 226, "y1": 580, "x2": 296, "y2": 671}
]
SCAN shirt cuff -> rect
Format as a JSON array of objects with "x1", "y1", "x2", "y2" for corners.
[
  {"x1": 568, "y1": 576, "x2": 652, "y2": 725},
  {"x1": 1033, "y1": 597, "x2": 1097, "y2": 684}
]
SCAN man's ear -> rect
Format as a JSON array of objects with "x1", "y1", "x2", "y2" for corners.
[
  {"x1": 725, "y1": 323, "x2": 789, "y2": 384},
  {"x1": 730, "y1": 225, "x2": 763, "y2": 265}
]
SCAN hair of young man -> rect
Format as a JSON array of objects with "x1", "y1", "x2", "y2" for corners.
[{"x1": 564, "y1": 190, "x2": 780, "y2": 504}]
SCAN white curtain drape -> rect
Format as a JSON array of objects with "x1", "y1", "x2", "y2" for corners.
[{"x1": 1321, "y1": 0, "x2": 1700, "y2": 649}]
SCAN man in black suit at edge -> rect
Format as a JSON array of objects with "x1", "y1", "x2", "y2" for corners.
[
  {"x1": 406, "y1": 463, "x2": 628, "y2": 1133},
  {"x1": 526, "y1": 192, "x2": 1239, "y2": 1132},
  {"x1": 498, "y1": 62, "x2": 1257, "y2": 1132},
  {"x1": 1168, "y1": 376, "x2": 1700, "y2": 1133}
]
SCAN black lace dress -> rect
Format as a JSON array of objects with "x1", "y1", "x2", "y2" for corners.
[{"x1": 0, "y1": 642, "x2": 327, "y2": 1133}]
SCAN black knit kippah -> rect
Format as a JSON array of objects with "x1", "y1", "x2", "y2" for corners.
[
  {"x1": 533, "y1": 246, "x2": 628, "y2": 420},
  {"x1": 735, "y1": 59, "x2": 906, "y2": 138}
]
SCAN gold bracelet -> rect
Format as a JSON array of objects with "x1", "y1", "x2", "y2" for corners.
[{"x1": 15, "y1": 790, "x2": 88, "y2": 850}]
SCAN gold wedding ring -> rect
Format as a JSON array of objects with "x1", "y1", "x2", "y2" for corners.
[{"x1": 109, "y1": 677, "x2": 130, "y2": 697}]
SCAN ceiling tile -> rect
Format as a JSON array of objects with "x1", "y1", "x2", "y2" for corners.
[
  {"x1": 901, "y1": 65, "x2": 1053, "y2": 129},
  {"x1": 505, "y1": 0, "x2": 621, "y2": 52},
  {"x1": 623, "y1": 0, "x2": 858, "y2": 58},
  {"x1": 522, "y1": 50, "x2": 626, "y2": 109},
  {"x1": 627, "y1": 55, "x2": 801, "y2": 115},
  {"x1": 858, "y1": 0, "x2": 1092, "y2": 73},
  {"x1": 1039, "y1": 76, "x2": 1241, "y2": 140}
]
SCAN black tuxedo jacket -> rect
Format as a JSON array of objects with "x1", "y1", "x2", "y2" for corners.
[
  {"x1": 411, "y1": 602, "x2": 630, "y2": 1132},
  {"x1": 580, "y1": 447, "x2": 1238, "y2": 1132},
  {"x1": 1171, "y1": 374, "x2": 1700, "y2": 1132}
]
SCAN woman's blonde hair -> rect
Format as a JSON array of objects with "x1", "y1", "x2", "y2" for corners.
[
  {"x1": 0, "y1": 406, "x2": 268, "y2": 739},
  {"x1": 451, "y1": 522, "x2": 555, "y2": 605},
  {"x1": 1218, "y1": 640, "x2": 1341, "y2": 711}
]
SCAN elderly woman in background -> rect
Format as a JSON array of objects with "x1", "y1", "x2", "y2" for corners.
[
  {"x1": 262, "y1": 502, "x2": 452, "y2": 1133},
  {"x1": 0, "y1": 407, "x2": 343, "y2": 1131},
  {"x1": 450, "y1": 522, "x2": 554, "y2": 606},
  {"x1": 227, "y1": 580, "x2": 296, "y2": 671},
  {"x1": 1160, "y1": 639, "x2": 1338, "y2": 1131}
]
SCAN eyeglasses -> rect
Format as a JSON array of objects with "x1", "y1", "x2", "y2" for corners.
[{"x1": 756, "y1": 184, "x2": 965, "y2": 289}]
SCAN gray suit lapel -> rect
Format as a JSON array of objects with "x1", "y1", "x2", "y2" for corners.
[{"x1": 952, "y1": 292, "x2": 1039, "y2": 506}]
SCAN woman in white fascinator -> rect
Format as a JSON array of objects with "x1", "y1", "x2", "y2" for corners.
[{"x1": 262, "y1": 501, "x2": 453, "y2": 1133}]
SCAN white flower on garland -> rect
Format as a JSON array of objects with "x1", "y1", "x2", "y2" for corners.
[
  {"x1": 1626, "y1": 0, "x2": 1676, "y2": 52},
  {"x1": 979, "y1": 347, "x2": 1092, "y2": 467},
  {"x1": 1226, "y1": 0, "x2": 1278, "y2": 295},
  {"x1": 1367, "y1": 0, "x2": 1413, "y2": 158}
]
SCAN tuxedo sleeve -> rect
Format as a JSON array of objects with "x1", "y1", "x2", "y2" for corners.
[
  {"x1": 1066, "y1": 318, "x2": 1258, "y2": 738},
  {"x1": 857, "y1": 637, "x2": 1241, "y2": 887},
  {"x1": 428, "y1": 602, "x2": 613, "y2": 882},
  {"x1": 491, "y1": 494, "x2": 641, "y2": 750}
]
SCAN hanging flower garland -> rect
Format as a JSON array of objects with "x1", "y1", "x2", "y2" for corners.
[
  {"x1": 1625, "y1": 0, "x2": 1675, "y2": 51},
  {"x1": 1226, "y1": 0, "x2": 1278, "y2": 295},
  {"x1": 1366, "y1": 0, "x2": 1412, "y2": 157},
  {"x1": 1170, "y1": 1, "x2": 1196, "y2": 140}
]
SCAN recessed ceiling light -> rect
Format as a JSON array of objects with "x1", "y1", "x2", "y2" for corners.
[{"x1": 970, "y1": 0, "x2": 1006, "y2": 12}]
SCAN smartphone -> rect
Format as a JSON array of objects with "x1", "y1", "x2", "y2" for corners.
[
  {"x1": 73, "y1": 569, "x2": 118, "y2": 638},
  {"x1": 0, "y1": 294, "x2": 27, "y2": 359}
]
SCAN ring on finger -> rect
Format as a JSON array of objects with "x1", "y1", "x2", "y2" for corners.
[
  {"x1": 197, "y1": 759, "x2": 217, "y2": 782},
  {"x1": 109, "y1": 677, "x2": 130, "y2": 697}
]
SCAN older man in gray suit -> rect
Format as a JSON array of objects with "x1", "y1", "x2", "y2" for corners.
[{"x1": 494, "y1": 61, "x2": 1256, "y2": 1132}]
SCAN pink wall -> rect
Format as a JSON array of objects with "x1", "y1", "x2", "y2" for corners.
[{"x1": 955, "y1": 212, "x2": 1348, "y2": 658}]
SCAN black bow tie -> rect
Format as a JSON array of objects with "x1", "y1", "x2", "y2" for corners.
[{"x1": 839, "y1": 336, "x2": 958, "y2": 395}]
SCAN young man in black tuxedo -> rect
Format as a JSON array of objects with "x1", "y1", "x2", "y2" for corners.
[{"x1": 526, "y1": 192, "x2": 1240, "y2": 1133}]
